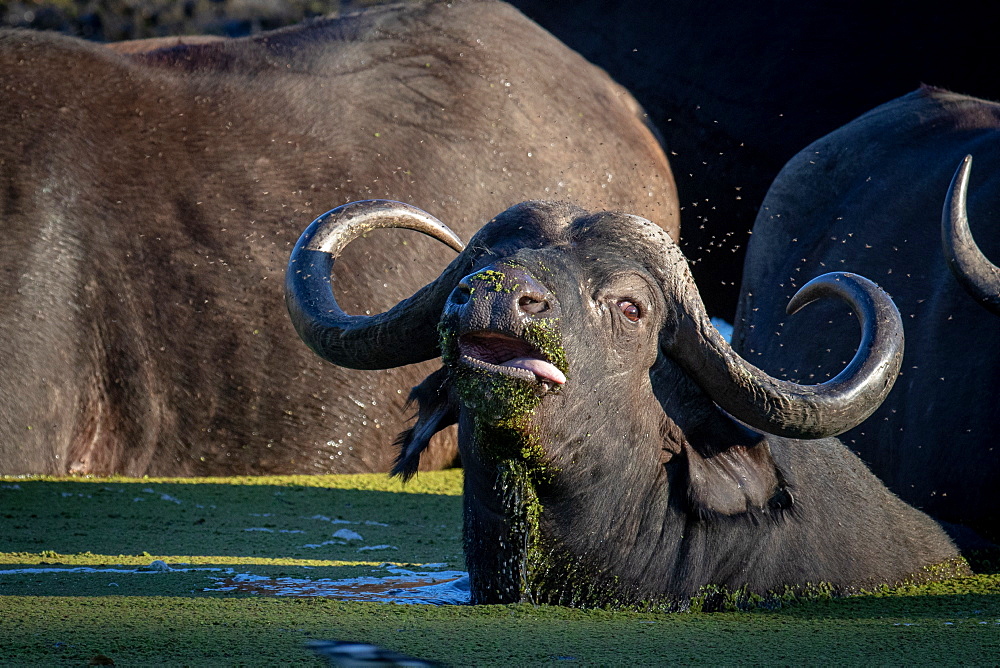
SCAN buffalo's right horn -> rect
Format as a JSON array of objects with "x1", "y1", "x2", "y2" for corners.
[
  {"x1": 285, "y1": 199, "x2": 465, "y2": 369},
  {"x1": 942, "y1": 155, "x2": 1000, "y2": 315}
]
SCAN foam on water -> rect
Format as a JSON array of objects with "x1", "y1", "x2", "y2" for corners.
[
  {"x1": 204, "y1": 566, "x2": 470, "y2": 604},
  {"x1": 0, "y1": 562, "x2": 470, "y2": 604}
]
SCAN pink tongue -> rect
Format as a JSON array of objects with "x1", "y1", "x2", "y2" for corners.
[{"x1": 503, "y1": 357, "x2": 566, "y2": 385}]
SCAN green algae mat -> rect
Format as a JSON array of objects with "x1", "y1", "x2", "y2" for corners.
[{"x1": 2, "y1": 472, "x2": 998, "y2": 666}]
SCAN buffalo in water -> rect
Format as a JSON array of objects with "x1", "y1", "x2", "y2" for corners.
[
  {"x1": 0, "y1": 0, "x2": 676, "y2": 475},
  {"x1": 735, "y1": 86, "x2": 1000, "y2": 544},
  {"x1": 286, "y1": 198, "x2": 963, "y2": 607}
]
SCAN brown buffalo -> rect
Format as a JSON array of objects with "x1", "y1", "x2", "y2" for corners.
[{"x1": 0, "y1": 0, "x2": 676, "y2": 475}]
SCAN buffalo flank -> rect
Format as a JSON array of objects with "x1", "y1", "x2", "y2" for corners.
[{"x1": 735, "y1": 87, "x2": 1000, "y2": 545}]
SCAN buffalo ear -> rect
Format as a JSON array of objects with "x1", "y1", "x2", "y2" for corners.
[
  {"x1": 392, "y1": 367, "x2": 457, "y2": 481},
  {"x1": 682, "y1": 417, "x2": 791, "y2": 517}
]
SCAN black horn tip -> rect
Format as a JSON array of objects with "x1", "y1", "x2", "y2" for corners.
[{"x1": 786, "y1": 271, "x2": 886, "y2": 317}]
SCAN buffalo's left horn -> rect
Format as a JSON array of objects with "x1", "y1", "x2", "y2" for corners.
[
  {"x1": 629, "y1": 207, "x2": 905, "y2": 439},
  {"x1": 671, "y1": 271, "x2": 903, "y2": 438},
  {"x1": 285, "y1": 199, "x2": 465, "y2": 369},
  {"x1": 942, "y1": 155, "x2": 1000, "y2": 315}
]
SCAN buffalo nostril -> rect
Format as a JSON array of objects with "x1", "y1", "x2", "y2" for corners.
[
  {"x1": 518, "y1": 294, "x2": 549, "y2": 315},
  {"x1": 450, "y1": 284, "x2": 472, "y2": 305}
]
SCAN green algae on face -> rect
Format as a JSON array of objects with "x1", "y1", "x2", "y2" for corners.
[
  {"x1": 437, "y1": 286, "x2": 569, "y2": 604},
  {"x1": 468, "y1": 268, "x2": 519, "y2": 294},
  {"x1": 522, "y1": 318, "x2": 568, "y2": 376},
  {"x1": 438, "y1": 270, "x2": 569, "y2": 379},
  {"x1": 452, "y1": 368, "x2": 539, "y2": 424},
  {"x1": 444, "y1": 317, "x2": 568, "y2": 427}
]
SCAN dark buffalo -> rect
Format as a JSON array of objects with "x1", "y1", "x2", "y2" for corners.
[
  {"x1": 286, "y1": 198, "x2": 963, "y2": 607},
  {"x1": 0, "y1": 0, "x2": 677, "y2": 476},
  {"x1": 735, "y1": 86, "x2": 1000, "y2": 543},
  {"x1": 509, "y1": 0, "x2": 1000, "y2": 320}
]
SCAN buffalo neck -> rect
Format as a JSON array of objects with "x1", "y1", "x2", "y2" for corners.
[
  {"x1": 456, "y1": 367, "x2": 677, "y2": 606},
  {"x1": 453, "y1": 364, "x2": 553, "y2": 604}
]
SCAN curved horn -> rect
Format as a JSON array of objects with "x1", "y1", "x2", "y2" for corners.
[
  {"x1": 942, "y1": 154, "x2": 1000, "y2": 315},
  {"x1": 668, "y1": 268, "x2": 903, "y2": 439},
  {"x1": 285, "y1": 199, "x2": 465, "y2": 369}
]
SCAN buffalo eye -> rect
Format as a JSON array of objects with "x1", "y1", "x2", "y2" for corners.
[{"x1": 617, "y1": 299, "x2": 641, "y2": 322}]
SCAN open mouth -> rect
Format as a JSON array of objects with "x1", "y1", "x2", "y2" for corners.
[{"x1": 458, "y1": 332, "x2": 566, "y2": 388}]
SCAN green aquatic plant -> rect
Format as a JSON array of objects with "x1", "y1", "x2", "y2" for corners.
[
  {"x1": 0, "y1": 472, "x2": 996, "y2": 665},
  {"x1": 468, "y1": 268, "x2": 520, "y2": 294}
]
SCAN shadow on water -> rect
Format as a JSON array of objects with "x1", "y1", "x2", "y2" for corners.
[{"x1": 0, "y1": 478, "x2": 462, "y2": 562}]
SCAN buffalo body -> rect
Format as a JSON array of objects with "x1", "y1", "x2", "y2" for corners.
[
  {"x1": 734, "y1": 86, "x2": 1000, "y2": 543},
  {"x1": 0, "y1": 0, "x2": 676, "y2": 475},
  {"x1": 510, "y1": 0, "x2": 1000, "y2": 319}
]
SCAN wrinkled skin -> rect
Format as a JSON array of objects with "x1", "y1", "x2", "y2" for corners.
[
  {"x1": 735, "y1": 86, "x2": 1000, "y2": 544},
  {"x1": 0, "y1": 0, "x2": 677, "y2": 475},
  {"x1": 509, "y1": 0, "x2": 1000, "y2": 320},
  {"x1": 293, "y1": 200, "x2": 960, "y2": 607}
]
